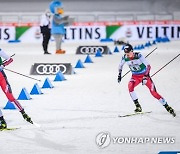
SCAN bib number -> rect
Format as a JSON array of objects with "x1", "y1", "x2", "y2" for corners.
[{"x1": 129, "y1": 65, "x2": 141, "y2": 71}]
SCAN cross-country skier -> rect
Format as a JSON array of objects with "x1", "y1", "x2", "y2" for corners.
[
  {"x1": 0, "y1": 48, "x2": 33, "y2": 129},
  {"x1": 117, "y1": 44, "x2": 176, "y2": 117}
]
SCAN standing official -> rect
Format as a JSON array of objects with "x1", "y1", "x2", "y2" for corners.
[{"x1": 40, "y1": 9, "x2": 51, "y2": 54}]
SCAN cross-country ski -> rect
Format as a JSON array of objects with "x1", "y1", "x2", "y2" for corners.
[
  {"x1": 0, "y1": 127, "x2": 20, "y2": 131},
  {"x1": 118, "y1": 111, "x2": 152, "y2": 117}
]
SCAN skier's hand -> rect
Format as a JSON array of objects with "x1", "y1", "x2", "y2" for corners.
[
  {"x1": 118, "y1": 72, "x2": 122, "y2": 83},
  {"x1": 142, "y1": 76, "x2": 148, "y2": 85}
]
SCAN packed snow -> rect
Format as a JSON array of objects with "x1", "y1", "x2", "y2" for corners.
[{"x1": 0, "y1": 40, "x2": 180, "y2": 154}]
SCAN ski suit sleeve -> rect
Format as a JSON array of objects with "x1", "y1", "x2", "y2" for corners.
[
  {"x1": 118, "y1": 56, "x2": 125, "y2": 73},
  {"x1": 0, "y1": 49, "x2": 10, "y2": 60},
  {"x1": 139, "y1": 53, "x2": 151, "y2": 76}
]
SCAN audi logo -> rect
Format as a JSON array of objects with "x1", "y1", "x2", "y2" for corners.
[
  {"x1": 80, "y1": 46, "x2": 104, "y2": 54},
  {"x1": 36, "y1": 64, "x2": 67, "y2": 75}
]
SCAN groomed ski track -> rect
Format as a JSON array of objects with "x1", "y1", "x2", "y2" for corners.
[{"x1": 0, "y1": 41, "x2": 180, "y2": 154}]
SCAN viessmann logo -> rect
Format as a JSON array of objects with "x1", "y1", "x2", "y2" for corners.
[
  {"x1": 76, "y1": 46, "x2": 110, "y2": 54},
  {"x1": 30, "y1": 63, "x2": 73, "y2": 75}
]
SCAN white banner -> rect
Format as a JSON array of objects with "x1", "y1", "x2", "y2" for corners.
[
  {"x1": 0, "y1": 26, "x2": 15, "y2": 42},
  {"x1": 110, "y1": 25, "x2": 180, "y2": 40},
  {"x1": 0, "y1": 21, "x2": 180, "y2": 43},
  {"x1": 64, "y1": 25, "x2": 106, "y2": 42}
]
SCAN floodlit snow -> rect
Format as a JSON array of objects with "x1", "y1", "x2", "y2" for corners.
[{"x1": 0, "y1": 40, "x2": 180, "y2": 154}]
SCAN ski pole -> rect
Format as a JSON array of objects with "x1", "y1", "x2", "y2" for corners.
[
  {"x1": 151, "y1": 53, "x2": 180, "y2": 78},
  {"x1": 10, "y1": 53, "x2": 16, "y2": 58},
  {"x1": 4, "y1": 68, "x2": 41, "y2": 82},
  {"x1": 121, "y1": 47, "x2": 157, "y2": 79}
]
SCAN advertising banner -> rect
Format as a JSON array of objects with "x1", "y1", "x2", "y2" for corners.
[
  {"x1": 1, "y1": 21, "x2": 180, "y2": 43},
  {"x1": 76, "y1": 45, "x2": 110, "y2": 54},
  {"x1": 0, "y1": 26, "x2": 15, "y2": 42},
  {"x1": 107, "y1": 24, "x2": 180, "y2": 40},
  {"x1": 30, "y1": 63, "x2": 73, "y2": 75},
  {"x1": 65, "y1": 25, "x2": 106, "y2": 42}
]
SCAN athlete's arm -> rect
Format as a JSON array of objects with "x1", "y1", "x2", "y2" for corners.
[
  {"x1": 139, "y1": 53, "x2": 151, "y2": 76},
  {"x1": 0, "y1": 49, "x2": 10, "y2": 60},
  {"x1": 118, "y1": 56, "x2": 125, "y2": 73}
]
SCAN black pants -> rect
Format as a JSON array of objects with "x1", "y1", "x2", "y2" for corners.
[{"x1": 42, "y1": 31, "x2": 51, "y2": 53}]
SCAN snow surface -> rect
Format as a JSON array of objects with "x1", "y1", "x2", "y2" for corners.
[{"x1": 0, "y1": 40, "x2": 180, "y2": 154}]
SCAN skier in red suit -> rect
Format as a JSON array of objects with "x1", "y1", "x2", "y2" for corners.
[
  {"x1": 0, "y1": 48, "x2": 33, "y2": 129},
  {"x1": 118, "y1": 44, "x2": 176, "y2": 117}
]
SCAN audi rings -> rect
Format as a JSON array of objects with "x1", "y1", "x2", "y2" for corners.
[
  {"x1": 36, "y1": 64, "x2": 67, "y2": 75},
  {"x1": 80, "y1": 46, "x2": 104, "y2": 54}
]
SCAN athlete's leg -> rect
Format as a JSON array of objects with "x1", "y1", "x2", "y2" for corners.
[
  {"x1": 145, "y1": 77, "x2": 164, "y2": 103},
  {"x1": 0, "y1": 112, "x2": 7, "y2": 129},
  {"x1": 0, "y1": 72, "x2": 23, "y2": 111},
  {"x1": 0, "y1": 71, "x2": 34, "y2": 123},
  {"x1": 128, "y1": 75, "x2": 142, "y2": 112},
  {"x1": 128, "y1": 75, "x2": 142, "y2": 101},
  {"x1": 145, "y1": 77, "x2": 176, "y2": 116}
]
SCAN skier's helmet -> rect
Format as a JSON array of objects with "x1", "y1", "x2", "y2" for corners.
[{"x1": 124, "y1": 44, "x2": 133, "y2": 53}]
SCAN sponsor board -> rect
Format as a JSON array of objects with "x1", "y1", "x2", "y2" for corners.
[
  {"x1": 30, "y1": 63, "x2": 73, "y2": 75},
  {"x1": 1, "y1": 20, "x2": 180, "y2": 43},
  {"x1": 65, "y1": 25, "x2": 105, "y2": 41},
  {"x1": 108, "y1": 24, "x2": 180, "y2": 40},
  {"x1": 0, "y1": 26, "x2": 15, "y2": 42},
  {"x1": 76, "y1": 45, "x2": 110, "y2": 54}
]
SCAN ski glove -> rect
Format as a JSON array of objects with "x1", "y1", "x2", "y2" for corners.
[
  {"x1": 142, "y1": 75, "x2": 149, "y2": 85},
  {"x1": 118, "y1": 72, "x2": 122, "y2": 83}
]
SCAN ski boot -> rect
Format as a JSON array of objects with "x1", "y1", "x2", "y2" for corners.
[
  {"x1": 0, "y1": 116, "x2": 7, "y2": 129},
  {"x1": 20, "y1": 109, "x2": 33, "y2": 124},
  {"x1": 134, "y1": 99, "x2": 142, "y2": 113},
  {"x1": 164, "y1": 104, "x2": 176, "y2": 117}
]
